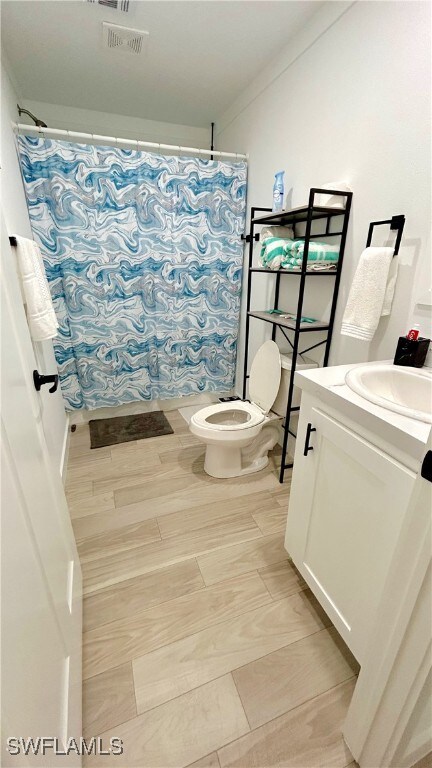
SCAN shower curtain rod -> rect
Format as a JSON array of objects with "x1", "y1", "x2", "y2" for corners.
[{"x1": 12, "y1": 123, "x2": 248, "y2": 161}]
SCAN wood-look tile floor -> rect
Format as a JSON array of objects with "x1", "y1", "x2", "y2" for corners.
[{"x1": 66, "y1": 409, "x2": 359, "y2": 768}]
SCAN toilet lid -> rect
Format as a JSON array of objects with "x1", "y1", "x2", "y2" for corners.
[{"x1": 249, "y1": 340, "x2": 281, "y2": 414}]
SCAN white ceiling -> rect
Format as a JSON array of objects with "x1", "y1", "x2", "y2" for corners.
[{"x1": 2, "y1": 0, "x2": 323, "y2": 127}]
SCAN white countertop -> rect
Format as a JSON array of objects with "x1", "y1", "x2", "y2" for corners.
[{"x1": 295, "y1": 360, "x2": 431, "y2": 462}]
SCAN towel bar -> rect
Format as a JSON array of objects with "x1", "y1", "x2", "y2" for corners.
[{"x1": 366, "y1": 214, "x2": 405, "y2": 256}]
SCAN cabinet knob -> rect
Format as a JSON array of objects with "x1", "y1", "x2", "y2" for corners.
[{"x1": 303, "y1": 422, "x2": 316, "y2": 456}]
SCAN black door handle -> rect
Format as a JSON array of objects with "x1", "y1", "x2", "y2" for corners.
[
  {"x1": 33, "y1": 369, "x2": 59, "y2": 394},
  {"x1": 303, "y1": 422, "x2": 316, "y2": 456},
  {"x1": 421, "y1": 451, "x2": 432, "y2": 482}
]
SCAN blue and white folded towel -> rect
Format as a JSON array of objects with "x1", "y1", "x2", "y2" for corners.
[
  {"x1": 260, "y1": 236, "x2": 339, "y2": 270},
  {"x1": 260, "y1": 237, "x2": 294, "y2": 269},
  {"x1": 291, "y1": 240, "x2": 339, "y2": 262}
]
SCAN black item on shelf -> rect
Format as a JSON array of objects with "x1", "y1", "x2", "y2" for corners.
[
  {"x1": 393, "y1": 336, "x2": 430, "y2": 368},
  {"x1": 242, "y1": 188, "x2": 353, "y2": 483},
  {"x1": 219, "y1": 396, "x2": 242, "y2": 402}
]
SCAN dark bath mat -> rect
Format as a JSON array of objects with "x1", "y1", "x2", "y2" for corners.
[{"x1": 89, "y1": 411, "x2": 174, "y2": 449}]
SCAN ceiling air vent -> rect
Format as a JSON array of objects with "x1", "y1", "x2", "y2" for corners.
[
  {"x1": 102, "y1": 22, "x2": 149, "y2": 55},
  {"x1": 87, "y1": 0, "x2": 130, "y2": 12}
]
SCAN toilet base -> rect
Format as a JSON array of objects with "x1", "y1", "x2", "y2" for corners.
[
  {"x1": 202, "y1": 422, "x2": 280, "y2": 479},
  {"x1": 204, "y1": 446, "x2": 269, "y2": 479}
]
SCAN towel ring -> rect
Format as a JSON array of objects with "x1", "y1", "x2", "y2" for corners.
[{"x1": 366, "y1": 215, "x2": 406, "y2": 256}]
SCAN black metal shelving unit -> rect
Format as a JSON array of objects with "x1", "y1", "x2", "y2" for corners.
[{"x1": 242, "y1": 187, "x2": 353, "y2": 483}]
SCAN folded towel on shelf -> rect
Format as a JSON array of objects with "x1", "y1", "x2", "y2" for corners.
[
  {"x1": 261, "y1": 225, "x2": 294, "y2": 241},
  {"x1": 341, "y1": 246, "x2": 395, "y2": 341},
  {"x1": 260, "y1": 236, "x2": 294, "y2": 269},
  {"x1": 284, "y1": 255, "x2": 339, "y2": 268},
  {"x1": 291, "y1": 240, "x2": 340, "y2": 262},
  {"x1": 260, "y1": 236, "x2": 339, "y2": 270},
  {"x1": 15, "y1": 235, "x2": 58, "y2": 341}
]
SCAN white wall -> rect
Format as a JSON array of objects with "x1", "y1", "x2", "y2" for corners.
[
  {"x1": 216, "y1": 1, "x2": 431, "y2": 390},
  {"x1": 1, "y1": 59, "x2": 69, "y2": 477},
  {"x1": 20, "y1": 99, "x2": 211, "y2": 150}
]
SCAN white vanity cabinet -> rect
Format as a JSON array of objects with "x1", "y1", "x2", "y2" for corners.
[{"x1": 285, "y1": 390, "x2": 417, "y2": 663}]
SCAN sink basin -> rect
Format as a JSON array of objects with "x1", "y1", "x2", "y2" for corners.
[{"x1": 345, "y1": 364, "x2": 432, "y2": 423}]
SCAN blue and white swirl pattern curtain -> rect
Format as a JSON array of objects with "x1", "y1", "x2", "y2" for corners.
[{"x1": 17, "y1": 136, "x2": 247, "y2": 410}]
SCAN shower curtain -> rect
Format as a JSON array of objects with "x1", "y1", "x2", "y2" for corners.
[{"x1": 17, "y1": 136, "x2": 247, "y2": 410}]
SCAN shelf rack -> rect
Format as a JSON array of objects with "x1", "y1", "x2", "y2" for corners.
[{"x1": 242, "y1": 187, "x2": 353, "y2": 483}]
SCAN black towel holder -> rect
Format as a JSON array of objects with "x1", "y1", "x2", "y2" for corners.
[
  {"x1": 9, "y1": 236, "x2": 18, "y2": 247},
  {"x1": 366, "y1": 214, "x2": 405, "y2": 256}
]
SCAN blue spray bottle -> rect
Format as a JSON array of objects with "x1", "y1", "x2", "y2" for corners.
[{"x1": 272, "y1": 171, "x2": 285, "y2": 212}]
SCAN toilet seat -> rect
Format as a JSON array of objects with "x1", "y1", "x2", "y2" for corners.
[
  {"x1": 189, "y1": 341, "x2": 282, "y2": 478},
  {"x1": 191, "y1": 401, "x2": 266, "y2": 431},
  {"x1": 191, "y1": 341, "x2": 282, "y2": 433}
]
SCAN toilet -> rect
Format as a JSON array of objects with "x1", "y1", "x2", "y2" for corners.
[{"x1": 190, "y1": 341, "x2": 317, "y2": 479}]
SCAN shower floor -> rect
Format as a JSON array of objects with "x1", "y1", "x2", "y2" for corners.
[{"x1": 65, "y1": 409, "x2": 358, "y2": 768}]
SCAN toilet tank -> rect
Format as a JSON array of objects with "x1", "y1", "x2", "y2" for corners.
[{"x1": 272, "y1": 354, "x2": 318, "y2": 416}]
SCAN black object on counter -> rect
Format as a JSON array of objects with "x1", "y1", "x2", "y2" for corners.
[{"x1": 393, "y1": 336, "x2": 430, "y2": 368}]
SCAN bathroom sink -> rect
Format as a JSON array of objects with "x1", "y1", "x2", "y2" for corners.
[{"x1": 345, "y1": 364, "x2": 432, "y2": 423}]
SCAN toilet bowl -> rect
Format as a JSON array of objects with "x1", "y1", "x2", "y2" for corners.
[{"x1": 190, "y1": 340, "x2": 283, "y2": 478}]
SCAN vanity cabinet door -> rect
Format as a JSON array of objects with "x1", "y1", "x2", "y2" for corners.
[{"x1": 285, "y1": 400, "x2": 416, "y2": 663}]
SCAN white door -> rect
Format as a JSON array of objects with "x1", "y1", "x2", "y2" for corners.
[
  {"x1": 1, "y1": 224, "x2": 82, "y2": 766},
  {"x1": 285, "y1": 398, "x2": 416, "y2": 662}
]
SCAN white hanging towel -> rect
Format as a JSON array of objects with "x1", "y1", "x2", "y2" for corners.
[
  {"x1": 341, "y1": 246, "x2": 396, "y2": 341},
  {"x1": 381, "y1": 256, "x2": 399, "y2": 316},
  {"x1": 14, "y1": 236, "x2": 59, "y2": 341}
]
